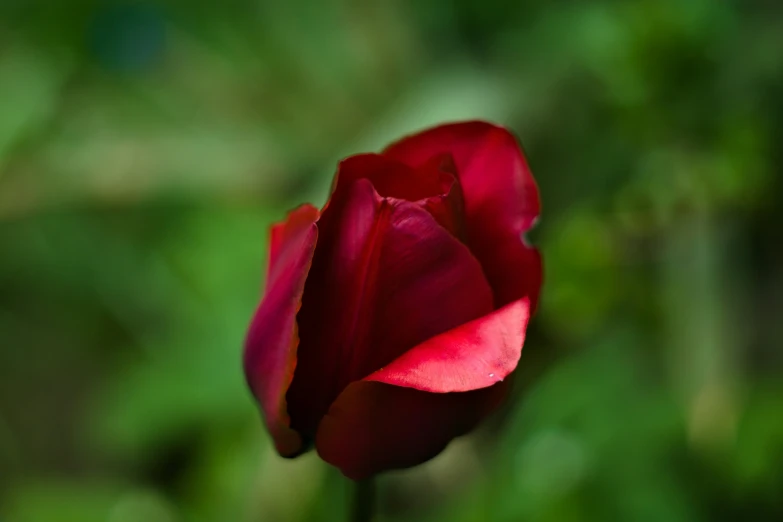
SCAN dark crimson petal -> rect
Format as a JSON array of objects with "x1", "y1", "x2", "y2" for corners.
[
  {"x1": 481, "y1": 234, "x2": 543, "y2": 310},
  {"x1": 243, "y1": 204, "x2": 319, "y2": 457},
  {"x1": 383, "y1": 121, "x2": 542, "y2": 308},
  {"x1": 315, "y1": 380, "x2": 508, "y2": 480},
  {"x1": 365, "y1": 298, "x2": 530, "y2": 392},
  {"x1": 332, "y1": 153, "x2": 449, "y2": 202},
  {"x1": 416, "y1": 154, "x2": 467, "y2": 239},
  {"x1": 327, "y1": 152, "x2": 467, "y2": 239},
  {"x1": 287, "y1": 176, "x2": 493, "y2": 436}
]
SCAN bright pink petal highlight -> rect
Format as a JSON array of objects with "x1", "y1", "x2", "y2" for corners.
[
  {"x1": 366, "y1": 298, "x2": 530, "y2": 392},
  {"x1": 243, "y1": 204, "x2": 319, "y2": 457}
]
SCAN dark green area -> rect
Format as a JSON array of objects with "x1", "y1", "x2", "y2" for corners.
[{"x1": 1, "y1": 1, "x2": 782, "y2": 521}]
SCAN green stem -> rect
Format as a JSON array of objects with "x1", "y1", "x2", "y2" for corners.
[{"x1": 351, "y1": 477, "x2": 376, "y2": 522}]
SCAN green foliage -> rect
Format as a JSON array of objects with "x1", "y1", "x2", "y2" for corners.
[{"x1": 1, "y1": 1, "x2": 782, "y2": 520}]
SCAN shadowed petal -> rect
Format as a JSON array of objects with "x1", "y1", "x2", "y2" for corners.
[
  {"x1": 315, "y1": 380, "x2": 508, "y2": 480},
  {"x1": 327, "y1": 153, "x2": 467, "y2": 238},
  {"x1": 332, "y1": 153, "x2": 450, "y2": 202},
  {"x1": 416, "y1": 153, "x2": 467, "y2": 239},
  {"x1": 480, "y1": 233, "x2": 543, "y2": 310}
]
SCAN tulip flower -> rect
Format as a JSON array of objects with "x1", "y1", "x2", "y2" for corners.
[{"x1": 245, "y1": 121, "x2": 542, "y2": 482}]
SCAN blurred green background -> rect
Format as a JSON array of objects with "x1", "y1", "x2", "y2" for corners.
[{"x1": 1, "y1": 1, "x2": 782, "y2": 521}]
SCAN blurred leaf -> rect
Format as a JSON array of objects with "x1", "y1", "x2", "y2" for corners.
[
  {"x1": 2, "y1": 480, "x2": 125, "y2": 522},
  {"x1": 0, "y1": 45, "x2": 71, "y2": 165}
]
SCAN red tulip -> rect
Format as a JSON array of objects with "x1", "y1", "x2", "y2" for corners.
[{"x1": 244, "y1": 121, "x2": 542, "y2": 479}]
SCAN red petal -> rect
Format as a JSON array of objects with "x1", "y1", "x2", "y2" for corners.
[
  {"x1": 315, "y1": 380, "x2": 508, "y2": 480},
  {"x1": 327, "y1": 152, "x2": 467, "y2": 239},
  {"x1": 243, "y1": 204, "x2": 319, "y2": 457},
  {"x1": 416, "y1": 154, "x2": 467, "y2": 239},
  {"x1": 266, "y1": 205, "x2": 319, "y2": 280},
  {"x1": 365, "y1": 298, "x2": 530, "y2": 392},
  {"x1": 333, "y1": 153, "x2": 450, "y2": 202},
  {"x1": 287, "y1": 176, "x2": 493, "y2": 436},
  {"x1": 383, "y1": 121, "x2": 542, "y2": 307},
  {"x1": 481, "y1": 234, "x2": 543, "y2": 310}
]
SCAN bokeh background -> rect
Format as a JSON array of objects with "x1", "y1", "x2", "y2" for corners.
[{"x1": 1, "y1": 1, "x2": 782, "y2": 521}]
